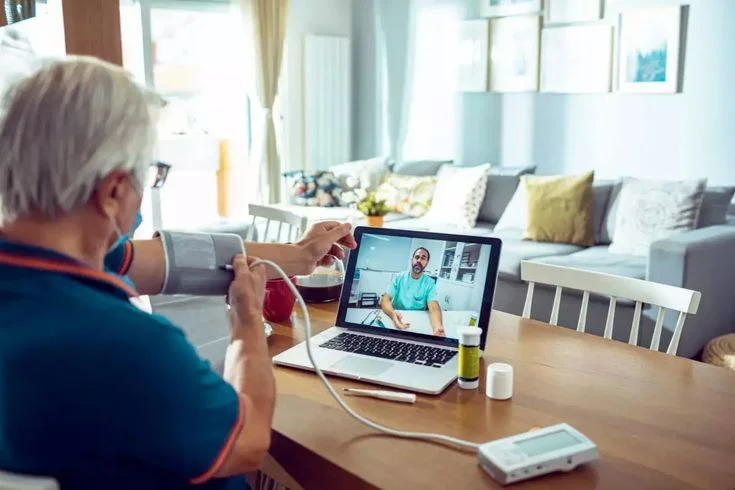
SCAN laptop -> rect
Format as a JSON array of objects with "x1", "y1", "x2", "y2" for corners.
[{"x1": 272, "y1": 226, "x2": 502, "y2": 395}]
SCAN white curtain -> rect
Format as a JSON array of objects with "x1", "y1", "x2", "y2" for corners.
[
  {"x1": 402, "y1": 1, "x2": 462, "y2": 161},
  {"x1": 374, "y1": 0, "x2": 418, "y2": 167},
  {"x1": 240, "y1": 0, "x2": 289, "y2": 204}
]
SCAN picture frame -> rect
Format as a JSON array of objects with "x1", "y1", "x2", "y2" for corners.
[
  {"x1": 457, "y1": 19, "x2": 490, "y2": 92},
  {"x1": 480, "y1": 0, "x2": 542, "y2": 18},
  {"x1": 488, "y1": 15, "x2": 541, "y2": 93},
  {"x1": 617, "y1": 6, "x2": 684, "y2": 94},
  {"x1": 545, "y1": 0, "x2": 603, "y2": 24},
  {"x1": 540, "y1": 25, "x2": 613, "y2": 93}
]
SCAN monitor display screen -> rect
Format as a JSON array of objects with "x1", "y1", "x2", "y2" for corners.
[
  {"x1": 514, "y1": 430, "x2": 581, "y2": 457},
  {"x1": 342, "y1": 232, "x2": 496, "y2": 341}
]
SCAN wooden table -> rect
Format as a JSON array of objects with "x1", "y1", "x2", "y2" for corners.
[{"x1": 266, "y1": 303, "x2": 735, "y2": 489}]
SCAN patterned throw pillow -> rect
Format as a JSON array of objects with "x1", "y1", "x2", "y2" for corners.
[
  {"x1": 375, "y1": 174, "x2": 437, "y2": 217},
  {"x1": 285, "y1": 170, "x2": 345, "y2": 207},
  {"x1": 423, "y1": 164, "x2": 491, "y2": 229},
  {"x1": 609, "y1": 177, "x2": 707, "y2": 256}
]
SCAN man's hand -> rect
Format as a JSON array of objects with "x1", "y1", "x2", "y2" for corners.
[
  {"x1": 227, "y1": 255, "x2": 267, "y2": 325},
  {"x1": 392, "y1": 313, "x2": 411, "y2": 330},
  {"x1": 433, "y1": 325, "x2": 446, "y2": 337},
  {"x1": 296, "y1": 221, "x2": 357, "y2": 273}
]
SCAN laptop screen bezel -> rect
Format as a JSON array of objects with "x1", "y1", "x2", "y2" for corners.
[{"x1": 335, "y1": 226, "x2": 502, "y2": 350}]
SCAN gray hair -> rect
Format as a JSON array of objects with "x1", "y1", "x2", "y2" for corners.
[{"x1": 0, "y1": 56, "x2": 161, "y2": 222}]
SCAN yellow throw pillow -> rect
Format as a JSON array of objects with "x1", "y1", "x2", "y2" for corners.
[
  {"x1": 523, "y1": 171, "x2": 595, "y2": 246},
  {"x1": 375, "y1": 174, "x2": 437, "y2": 217}
]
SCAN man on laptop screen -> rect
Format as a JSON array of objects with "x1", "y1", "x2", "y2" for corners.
[
  {"x1": 380, "y1": 247, "x2": 445, "y2": 336},
  {"x1": 345, "y1": 234, "x2": 490, "y2": 341}
]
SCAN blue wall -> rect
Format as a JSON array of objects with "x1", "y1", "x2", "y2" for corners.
[{"x1": 353, "y1": 0, "x2": 735, "y2": 185}]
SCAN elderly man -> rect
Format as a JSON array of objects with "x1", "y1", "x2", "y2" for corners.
[{"x1": 0, "y1": 57, "x2": 354, "y2": 489}]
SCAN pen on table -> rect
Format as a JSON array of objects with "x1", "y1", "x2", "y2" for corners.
[
  {"x1": 343, "y1": 388, "x2": 417, "y2": 404},
  {"x1": 220, "y1": 264, "x2": 234, "y2": 271}
]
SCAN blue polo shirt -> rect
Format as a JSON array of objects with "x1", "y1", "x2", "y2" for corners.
[{"x1": 0, "y1": 238, "x2": 248, "y2": 490}]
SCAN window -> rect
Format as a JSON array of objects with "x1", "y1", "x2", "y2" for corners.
[
  {"x1": 119, "y1": 0, "x2": 252, "y2": 236},
  {"x1": 402, "y1": 4, "x2": 462, "y2": 161}
]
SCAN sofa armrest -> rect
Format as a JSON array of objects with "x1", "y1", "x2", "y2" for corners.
[{"x1": 648, "y1": 225, "x2": 735, "y2": 358}]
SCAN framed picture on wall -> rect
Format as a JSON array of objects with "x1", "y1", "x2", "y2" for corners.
[
  {"x1": 540, "y1": 25, "x2": 613, "y2": 93},
  {"x1": 457, "y1": 19, "x2": 489, "y2": 92},
  {"x1": 488, "y1": 15, "x2": 540, "y2": 92},
  {"x1": 480, "y1": 0, "x2": 542, "y2": 18},
  {"x1": 545, "y1": 0, "x2": 603, "y2": 24},
  {"x1": 617, "y1": 6, "x2": 685, "y2": 93}
]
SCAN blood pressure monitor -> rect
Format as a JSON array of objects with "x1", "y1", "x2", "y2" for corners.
[{"x1": 477, "y1": 423, "x2": 599, "y2": 485}]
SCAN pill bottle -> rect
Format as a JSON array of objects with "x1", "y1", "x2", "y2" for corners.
[{"x1": 458, "y1": 326, "x2": 482, "y2": 389}]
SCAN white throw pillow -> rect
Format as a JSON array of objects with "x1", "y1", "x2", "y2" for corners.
[
  {"x1": 423, "y1": 164, "x2": 491, "y2": 229},
  {"x1": 493, "y1": 183, "x2": 527, "y2": 232},
  {"x1": 609, "y1": 177, "x2": 707, "y2": 256},
  {"x1": 328, "y1": 156, "x2": 390, "y2": 192}
]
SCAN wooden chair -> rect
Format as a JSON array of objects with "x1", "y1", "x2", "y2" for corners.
[
  {"x1": 247, "y1": 204, "x2": 308, "y2": 243},
  {"x1": 520, "y1": 261, "x2": 701, "y2": 356}
]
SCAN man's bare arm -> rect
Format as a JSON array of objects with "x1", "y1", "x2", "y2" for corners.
[
  {"x1": 428, "y1": 301, "x2": 445, "y2": 336},
  {"x1": 214, "y1": 257, "x2": 275, "y2": 477},
  {"x1": 127, "y1": 239, "x2": 302, "y2": 295},
  {"x1": 127, "y1": 238, "x2": 166, "y2": 295},
  {"x1": 380, "y1": 293, "x2": 397, "y2": 320},
  {"x1": 214, "y1": 310, "x2": 275, "y2": 476},
  {"x1": 382, "y1": 293, "x2": 410, "y2": 330},
  {"x1": 126, "y1": 222, "x2": 357, "y2": 295}
]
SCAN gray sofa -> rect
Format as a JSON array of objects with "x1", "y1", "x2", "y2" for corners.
[{"x1": 371, "y1": 163, "x2": 735, "y2": 360}]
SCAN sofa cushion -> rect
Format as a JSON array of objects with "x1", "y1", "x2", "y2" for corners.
[
  {"x1": 697, "y1": 186, "x2": 735, "y2": 228},
  {"x1": 375, "y1": 174, "x2": 437, "y2": 217},
  {"x1": 391, "y1": 159, "x2": 451, "y2": 176},
  {"x1": 523, "y1": 171, "x2": 595, "y2": 246},
  {"x1": 591, "y1": 180, "x2": 616, "y2": 243},
  {"x1": 423, "y1": 163, "x2": 491, "y2": 229},
  {"x1": 497, "y1": 177, "x2": 616, "y2": 245},
  {"x1": 383, "y1": 217, "x2": 496, "y2": 236},
  {"x1": 493, "y1": 229, "x2": 584, "y2": 281},
  {"x1": 601, "y1": 183, "x2": 733, "y2": 244},
  {"x1": 529, "y1": 246, "x2": 646, "y2": 280},
  {"x1": 474, "y1": 165, "x2": 535, "y2": 223},
  {"x1": 328, "y1": 156, "x2": 391, "y2": 192},
  {"x1": 609, "y1": 177, "x2": 706, "y2": 256}
]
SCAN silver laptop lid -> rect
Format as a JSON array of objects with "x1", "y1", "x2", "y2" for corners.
[{"x1": 335, "y1": 226, "x2": 502, "y2": 349}]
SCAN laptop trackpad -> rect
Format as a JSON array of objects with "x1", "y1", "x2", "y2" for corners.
[{"x1": 330, "y1": 356, "x2": 393, "y2": 377}]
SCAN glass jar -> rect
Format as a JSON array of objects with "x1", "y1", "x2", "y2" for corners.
[{"x1": 294, "y1": 255, "x2": 345, "y2": 303}]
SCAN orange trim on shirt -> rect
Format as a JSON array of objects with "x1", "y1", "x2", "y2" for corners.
[
  {"x1": 118, "y1": 240, "x2": 134, "y2": 275},
  {"x1": 0, "y1": 253, "x2": 138, "y2": 298},
  {"x1": 190, "y1": 394, "x2": 248, "y2": 485}
]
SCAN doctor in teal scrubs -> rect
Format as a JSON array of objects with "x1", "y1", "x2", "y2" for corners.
[{"x1": 381, "y1": 247, "x2": 445, "y2": 337}]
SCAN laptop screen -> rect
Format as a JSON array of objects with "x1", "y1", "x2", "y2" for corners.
[{"x1": 338, "y1": 227, "x2": 500, "y2": 346}]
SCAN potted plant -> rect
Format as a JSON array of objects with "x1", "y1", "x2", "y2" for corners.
[{"x1": 356, "y1": 192, "x2": 390, "y2": 227}]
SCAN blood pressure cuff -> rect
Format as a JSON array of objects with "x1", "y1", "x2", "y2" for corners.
[{"x1": 154, "y1": 230, "x2": 244, "y2": 296}]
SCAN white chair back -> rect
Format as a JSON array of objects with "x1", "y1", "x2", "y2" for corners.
[
  {"x1": 520, "y1": 261, "x2": 701, "y2": 356},
  {"x1": 247, "y1": 204, "x2": 308, "y2": 243},
  {"x1": 0, "y1": 470, "x2": 59, "y2": 490}
]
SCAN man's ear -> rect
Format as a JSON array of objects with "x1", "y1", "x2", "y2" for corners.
[{"x1": 93, "y1": 171, "x2": 129, "y2": 219}]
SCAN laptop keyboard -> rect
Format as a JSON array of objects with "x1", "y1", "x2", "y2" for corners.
[{"x1": 320, "y1": 333, "x2": 457, "y2": 367}]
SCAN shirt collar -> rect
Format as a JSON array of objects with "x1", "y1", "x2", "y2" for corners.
[{"x1": 0, "y1": 238, "x2": 138, "y2": 298}]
